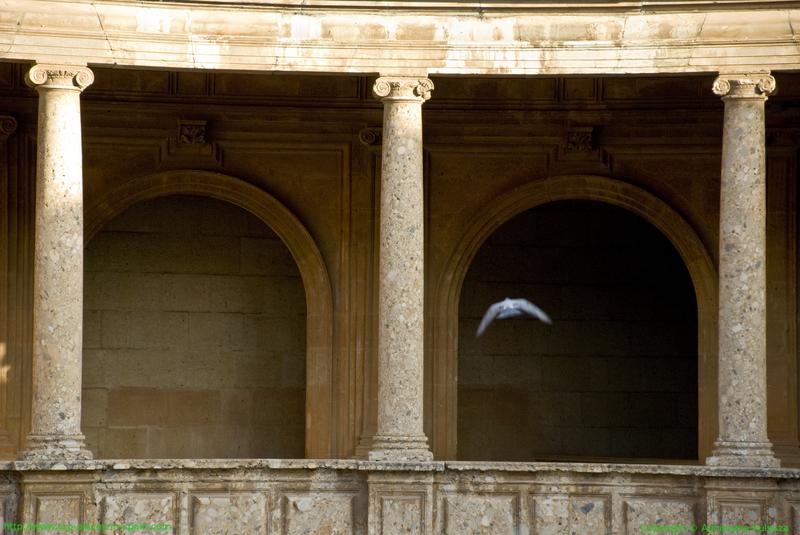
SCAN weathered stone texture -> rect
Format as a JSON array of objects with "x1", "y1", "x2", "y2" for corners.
[
  {"x1": 23, "y1": 63, "x2": 94, "y2": 460},
  {"x1": 3, "y1": 461, "x2": 800, "y2": 535},
  {"x1": 191, "y1": 493, "x2": 267, "y2": 535},
  {"x1": 101, "y1": 493, "x2": 176, "y2": 532},
  {"x1": 624, "y1": 499, "x2": 697, "y2": 534},
  {"x1": 34, "y1": 494, "x2": 82, "y2": 529},
  {"x1": 442, "y1": 494, "x2": 519, "y2": 534},
  {"x1": 369, "y1": 78, "x2": 434, "y2": 462},
  {"x1": 708, "y1": 74, "x2": 779, "y2": 468},
  {"x1": 282, "y1": 493, "x2": 356, "y2": 535},
  {"x1": 83, "y1": 195, "x2": 306, "y2": 459}
]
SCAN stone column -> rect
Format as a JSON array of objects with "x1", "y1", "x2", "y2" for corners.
[
  {"x1": 21, "y1": 64, "x2": 94, "y2": 460},
  {"x1": 707, "y1": 73, "x2": 779, "y2": 468},
  {"x1": 368, "y1": 77, "x2": 434, "y2": 462}
]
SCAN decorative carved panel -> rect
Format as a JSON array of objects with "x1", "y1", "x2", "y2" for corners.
[
  {"x1": 442, "y1": 494, "x2": 519, "y2": 535},
  {"x1": 281, "y1": 493, "x2": 356, "y2": 535},
  {"x1": 191, "y1": 493, "x2": 268, "y2": 535}
]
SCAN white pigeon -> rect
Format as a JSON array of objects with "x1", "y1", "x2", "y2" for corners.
[{"x1": 476, "y1": 297, "x2": 552, "y2": 337}]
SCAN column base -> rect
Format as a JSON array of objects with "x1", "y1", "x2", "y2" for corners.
[
  {"x1": 20, "y1": 433, "x2": 93, "y2": 461},
  {"x1": 368, "y1": 435, "x2": 433, "y2": 462},
  {"x1": 706, "y1": 440, "x2": 780, "y2": 468}
]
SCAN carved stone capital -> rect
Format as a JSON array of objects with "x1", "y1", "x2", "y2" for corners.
[
  {"x1": 712, "y1": 73, "x2": 775, "y2": 100},
  {"x1": 372, "y1": 77, "x2": 434, "y2": 102},
  {"x1": 0, "y1": 115, "x2": 17, "y2": 141},
  {"x1": 25, "y1": 64, "x2": 94, "y2": 92}
]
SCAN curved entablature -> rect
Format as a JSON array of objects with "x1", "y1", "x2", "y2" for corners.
[
  {"x1": 141, "y1": 0, "x2": 800, "y2": 10},
  {"x1": 0, "y1": 1, "x2": 798, "y2": 75},
  {"x1": 84, "y1": 169, "x2": 335, "y2": 459}
]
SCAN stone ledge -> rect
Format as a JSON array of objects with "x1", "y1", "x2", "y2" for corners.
[
  {"x1": 4, "y1": 458, "x2": 800, "y2": 478},
  {"x1": 3, "y1": 458, "x2": 445, "y2": 472}
]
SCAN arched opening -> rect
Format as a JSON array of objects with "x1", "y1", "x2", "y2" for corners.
[
  {"x1": 428, "y1": 175, "x2": 716, "y2": 461},
  {"x1": 82, "y1": 195, "x2": 306, "y2": 458},
  {"x1": 457, "y1": 200, "x2": 698, "y2": 461}
]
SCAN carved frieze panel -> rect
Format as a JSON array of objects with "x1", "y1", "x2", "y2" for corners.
[
  {"x1": 531, "y1": 495, "x2": 569, "y2": 535},
  {"x1": 624, "y1": 498, "x2": 698, "y2": 534},
  {"x1": 34, "y1": 494, "x2": 83, "y2": 526},
  {"x1": 442, "y1": 493, "x2": 520, "y2": 535},
  {"x1": 379, "y1": 495, "x2": 424, "y2": 535},
  {"x1": 718, "y1": 499, "x2": 768, "y2": 527},
  {"x1": 531, "y1": 494, "x2": 610, "y2": 534},
  {"x1": 568, "y1": 495, "x2": 610, "y2": 534},
  {"x1": 191, "y1": 493, "x2": 268, "y2": 535},
  {"x1": 101, "y1": 493, "x2": 177, "y2": 532},
  {"x1": 281, "y1": 492, "x2": 356, "y2": 535}
]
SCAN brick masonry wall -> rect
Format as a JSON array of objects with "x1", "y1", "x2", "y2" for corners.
[
  {"x1": 82, "y1": 195, "x2": 306, "y2": 458},
  {"x1": 458, "y1": 201, "x2": 697, "y2": 461}
]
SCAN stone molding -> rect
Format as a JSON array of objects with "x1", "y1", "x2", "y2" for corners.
[
  {"x1": 373, "y1": 78, "x2": 434, "y2": 102},
  {"x1": 24, "y1": 64, "x2": 94, "y2": 92},
  {"x1": 712, "y1": 73, "x2": 776, "y2": 100},
  {"x1": 428, "y1": 174, "x2": 718, "y2": 460},
  {"x1": 84, "y1": 170, "x2": 335, "y2": 458}
]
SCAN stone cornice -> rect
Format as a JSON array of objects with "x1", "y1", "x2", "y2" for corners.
[{"x1": 2, "y1": 2, "x2": 800, "y2": 75}]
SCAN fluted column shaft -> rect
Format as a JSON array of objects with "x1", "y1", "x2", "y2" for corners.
[
  {"x1": 22, "y1": 64, "x2": 94, "y2": 460},
  {"x1": 368, "y1": 77, "x2": 434, "y2": 462},
  {"x1": 707, "y1": 73, "x2": 779, "y2": 468}
]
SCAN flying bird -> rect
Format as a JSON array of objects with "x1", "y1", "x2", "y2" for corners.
[{"x1": 476, "y1": 297, "x2": 552, "y2": 337}]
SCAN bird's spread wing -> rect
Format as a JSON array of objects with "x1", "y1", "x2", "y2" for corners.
[
  {"x1": 514, "y1": 299, "x2": 553, "y2": 324},
  {"x1": 476, "y1": 301, "x2": 503, "y2": 336}
]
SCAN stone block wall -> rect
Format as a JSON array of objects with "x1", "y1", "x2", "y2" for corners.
[
  {"x1": 458, "y1": 201, "x2": 697, "y2": 461},
  {"x1": 82, "y1": 195, "x2": 306, "y2": 458}
]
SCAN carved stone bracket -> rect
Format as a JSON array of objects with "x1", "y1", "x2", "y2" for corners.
[
  {"x1": 557, "y1": 126, "x2": 608, "y2": 165},
  {"x1": 0, "y1": 115, "x2": 17, "y2": 141},
  {"x1": 359, "y1": 127, "x2": 382, "y2": 147},
  {"x1": 178, "y1": 119, "x2": 207, "y2": 146},
  {"x1": 565, "y1": 126, "x2": 595, "y2": 153},
  {"x1": 162, "y1": 119, "x2": 222, "y2": 167}
]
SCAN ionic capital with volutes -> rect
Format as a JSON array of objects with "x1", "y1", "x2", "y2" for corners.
[
  {"x1": 372, "y1": 77, "x2": 434, "y2": 102},
  {"x1": 25, "y1": 64, "x2": 94, "y2": 92},
  {"x1": 712, "y1": 73, "x2": 775, "y2": 100}
]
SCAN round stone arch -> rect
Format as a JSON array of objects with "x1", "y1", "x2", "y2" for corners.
[
  {"x1": 85, "y1": 169, "x2": 334, "y2": 459},
  {"x1": 429, "y1": 174, "x2": 718, "y2": 461}
]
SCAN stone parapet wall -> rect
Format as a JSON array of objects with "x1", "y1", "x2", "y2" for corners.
[{"x1": 1, "y1": 460, "x2": 799, "y2": 533}]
